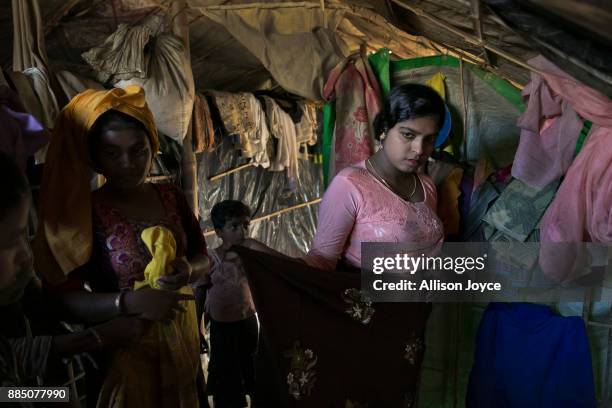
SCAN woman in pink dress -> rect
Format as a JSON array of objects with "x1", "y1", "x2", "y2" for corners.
[
  {"x1": 247, "y1": 83, "x2": 445, "y2": 270},
  {"x1": 303, "y1": 84, "x2": 444, "y2": 271},
  {"x1": 240, "y1": 84, "x2": 446, "y2": 407}
]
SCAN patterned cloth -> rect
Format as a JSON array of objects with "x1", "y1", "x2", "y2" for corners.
[
  {"x1": 210, "y1": 91, "x2": 270, "y2": 168},
  {"x1": 235, "y1": 247, "x2": 431, "y2": 407},
  {"x1": 482, "y1": 178, "x2": 558, "y2": 242},
  {"x1": 323, "y1": 52, "x2": 382, "y2": 178}
]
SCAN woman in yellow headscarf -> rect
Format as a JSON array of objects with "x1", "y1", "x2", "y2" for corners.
[{"x1": 33, "y1": 86, "x2": 210, "y2": 407}]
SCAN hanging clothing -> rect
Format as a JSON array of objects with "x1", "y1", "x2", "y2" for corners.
[
  {"x1": 295, "y1": 102, "x2": 318, "y2": 159},
  {"x1": 32, "y1": 85, "x2": 159, "y2": 285},
  {"x1": 192, "y1": 93, "x2": 216, "y2": 153},
  {"x1": 262, "y1": 96, "x2": 299, "y2": 186},
  {"x1": 22, "y1": 67, "x2": 60, "y2": 130},
  {"x1": 511, "y1": 69, "x2": 583, "y2": 189},
  {"x1": 11, "y1": 0, "x2": 66, "y2": 135},
  {"x1": 467, "y1": 303, "x2": 596, "y2": 408},
  {"x1": 6, "y1": 71, "x2": 46, "y2": 130},
  {"x1": 0, "y1": 86, "x2": 49, "y2": 171},
  {"x1": 539, "y1": 125, "x2": 611, "y2": 244},
  {"x1": 303, "y1": 160, "x2": 443, "y2": 273},
  {"x1": 323, "y1": 51, "x2": 382, "y2": 178},
  {"x1": 235, "y1": 247, "x2": 431, "y2": 407},
  {"x1": 210, "y1": 91, "x2": 271, "y2": 168}
]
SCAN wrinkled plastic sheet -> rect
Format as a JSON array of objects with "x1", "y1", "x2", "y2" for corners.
[{"x1": 197, "y1": 138, "x2": 322, "y2": 256}]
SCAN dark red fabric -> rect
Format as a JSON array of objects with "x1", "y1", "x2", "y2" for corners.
[{"x1": 235, "y1": 247, "x2": 431, "y2": 408}]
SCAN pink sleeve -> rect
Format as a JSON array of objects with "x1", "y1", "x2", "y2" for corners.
[{"x1": 302, "y1": 171, "x2": 362, "y2": 271}]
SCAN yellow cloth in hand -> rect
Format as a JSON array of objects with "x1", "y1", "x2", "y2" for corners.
[
  {"x1": 97, "y1": 226, "x2": 200, "y2": 408},
  {"x1": 134, "y1": 226, "x2": 177, "y2": 290}
]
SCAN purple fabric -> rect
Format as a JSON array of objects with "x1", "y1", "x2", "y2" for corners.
[{"x1": 0, "y1": 86, "x2": 48, "y2": 171}]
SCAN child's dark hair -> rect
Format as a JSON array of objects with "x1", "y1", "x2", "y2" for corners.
[
  {"x1": 211, "y1": 200, "x2": 251, "y2": 230},
  {"x1": 0, "y1": 151, "x2": 29, "y2": 218},
  {"x1": 374, "y1": 84, "x2": 446, "y2": 139},
  {"x1": 88, "y1": 109, "x2": 150, "y2": 163}
]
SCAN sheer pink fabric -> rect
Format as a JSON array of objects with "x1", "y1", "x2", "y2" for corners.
[
  {"x1": 535, "y1": 55, "x2": 612, "y2": 244},
  {"x1": 304, "y1": 161, "x2": 444, "y2": 271},
  {"x1": 511, "y1": 59, "x2": 583, "y2": 189},
  {"x1": 540, "y1": 126, "x2": 612, "y2": 244},
  {"x1": 536, "y1": 57, "x2": 612, "y2": 279}
]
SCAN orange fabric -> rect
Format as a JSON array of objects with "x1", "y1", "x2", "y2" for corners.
[
  {"x1": 437, "y1": 167, "x2": 464, "y2": 237},
  {"x1": 33, "y1": 85, "x2": 159, "y2": 284}
]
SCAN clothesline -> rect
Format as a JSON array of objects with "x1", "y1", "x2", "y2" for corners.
[{"x1": 202, "y1": 198, "x2": 322, "y2": 237}]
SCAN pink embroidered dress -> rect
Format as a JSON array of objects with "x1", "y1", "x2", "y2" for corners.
[
  {"x1": 304, "y1": 161, "x2": 444, "y2": 271},
  {"x1": 60, "y1": 184, "x2": 207, "y2": 292}
]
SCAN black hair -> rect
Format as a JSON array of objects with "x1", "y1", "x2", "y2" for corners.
[
  {"x1": 373, "y1": 84, "x2": 446, "y2": 140},
  {"x1": 88, "y1": 109, "x2": 150, "y2": 164},
  {"x1": 211, "y1": 200, "x2": 252, "y2": 231},
  {"x1": 0, "y1": 151, "x2": 29, "y2": 218}
]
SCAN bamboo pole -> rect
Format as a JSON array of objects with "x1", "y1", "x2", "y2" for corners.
[
  {"x1": 203, "y1": 198, "x2": 322, "y2": 237},
  {"x1": 460, "y1": 57, "x2": 469, "y2": 161},
  {"x1": 173, "y1": 0, "x2": 198, "y2": 212},
  {"x1": 388, "y1": 0, "x2": 545, "y2": 76},
  {"x1": 208, "y1": 162, "x2": 256, "y2": 182}
]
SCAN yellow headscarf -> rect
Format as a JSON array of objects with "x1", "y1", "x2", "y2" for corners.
[{"x1": 33, "y1": 85, "x2": 159, "y2": 285}]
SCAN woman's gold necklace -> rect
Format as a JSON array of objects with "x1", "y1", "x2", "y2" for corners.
[{"x1": 366, "y1": 158, "x2": 417, "y2": 201}]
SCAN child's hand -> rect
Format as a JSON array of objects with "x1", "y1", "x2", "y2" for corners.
[{"x1": 157, "y1": 257, "x2": 192, "y2": 291}]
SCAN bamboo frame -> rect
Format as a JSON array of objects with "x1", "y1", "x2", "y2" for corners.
[
  {"x1": 208, "y1": 162, "x2": 256, "y2": 182},
  {"x1": 388, "y1": 0, "x2": 545, "y2": 76},
  {"x1": 203, "y1": 198, "x2": 322, "y2": 237}
]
